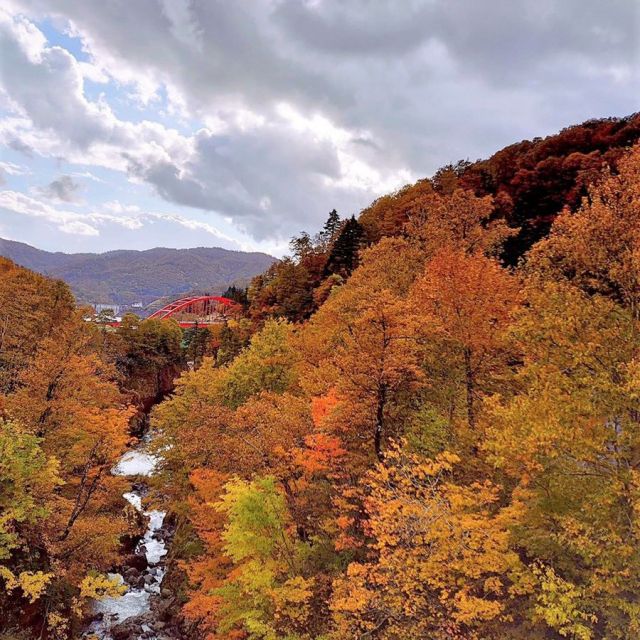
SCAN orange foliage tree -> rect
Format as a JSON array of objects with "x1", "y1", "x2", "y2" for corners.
[
  {"x1": 411, "y1": 247, "x2": 521, "y2": 436},
  {"x1": 528, "y1": 144, "x2": 640, "y2": 317},
  {"x1": 0, "y1": 262, "x2": 135, "y2": 636}
]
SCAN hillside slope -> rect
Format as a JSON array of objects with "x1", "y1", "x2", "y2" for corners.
[
  {"x1": 246, "y1": 114, "x2": 640, "y2": 324},
  {"x1": 0, "y1": 238, "x2": 276, "y2": 305},
  {"x1": 359, "y1": 113, "x2": 640, "y2": 261}
]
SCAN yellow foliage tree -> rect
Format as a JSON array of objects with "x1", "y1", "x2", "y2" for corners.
[
  {"x1": 331, "y1": 445, "x2": 523, "y2": 639},
  {"x1": 404, "y1": 188, "x2": 515, "y2": 258},
  {"x1": 485, "y1": 281, "x2": 640, "y2": 638}
]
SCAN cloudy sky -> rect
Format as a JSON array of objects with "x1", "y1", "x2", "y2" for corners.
[{"x1": 0, "y1": 1, "x2": 637, "y2": 257}]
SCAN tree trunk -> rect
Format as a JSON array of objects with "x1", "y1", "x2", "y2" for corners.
[
  {"x1": 463, "y1": 347, "x2": 475, "y2": 430},
  {"x1": 375, "y1": 382, "x2": 388, "y2": 461}
]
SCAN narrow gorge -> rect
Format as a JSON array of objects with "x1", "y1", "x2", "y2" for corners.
[{"x1": 85, "y1": 431, "x2": 179, "y2": 640}]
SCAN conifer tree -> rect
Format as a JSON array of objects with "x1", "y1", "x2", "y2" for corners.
[
  {"x1": 324, "y1": 215, "x2": 365, "y2": 277},
  {"x1": 318, "y1": 208, "x2": 341, "y2": 248}
]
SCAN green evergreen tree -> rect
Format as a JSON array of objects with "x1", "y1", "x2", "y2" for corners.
[
  {"x1": 324, "y1": 215, "x2": 365, "y2": 277},
  {"x1": 221, "y1": 285, "x2": 249, "y2": 307},
  {"x1": 318, "y1": 209, "x2": 341, "y2": 248}
]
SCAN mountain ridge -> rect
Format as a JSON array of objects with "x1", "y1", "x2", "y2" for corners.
[{"x1": 0, "y1": 238, "x2": 276, "y2": 305}]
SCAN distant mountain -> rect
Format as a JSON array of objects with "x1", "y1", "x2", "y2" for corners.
[{"x1": 0, "y1": 239, "x2": 276, "y2": 305}]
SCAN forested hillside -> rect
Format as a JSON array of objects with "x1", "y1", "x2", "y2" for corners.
[
  {"x1": 360, "y1": 113, "x2": 640, "y2": 259},
  {"x1": 0, "y1": 259, "x2": 202, "y2": 638},
  {"x1": 148, "y1": 138, "x2": 640, "y2": 639},
  {"x1": 0, "y1": 240, "x2": 275, "y2": 306},
  {"x1": 3, "y1": 122, "x2": 640, "y2": 640},
  {"x1": 248, "y1": 114, "x2": 640, "y2": 324}
]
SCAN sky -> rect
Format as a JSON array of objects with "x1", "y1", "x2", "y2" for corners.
[{"x1": 0, "y1": 1, "x2": 638, "y2": 257}]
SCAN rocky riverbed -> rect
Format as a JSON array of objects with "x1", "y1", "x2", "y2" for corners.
[{"x1": 84, "y1": 435, "x2": 182, "y2": 640}]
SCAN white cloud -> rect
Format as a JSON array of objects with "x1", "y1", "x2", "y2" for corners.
[
  {"x1": 70, "y1": 170, "x2": 104, "y2": 183},
  {"x1": 103, "y1": 200, "x2": 140, "y2": 214},
  {"x1": 58, "y1": 219, "x2": 98, "y2": 235},
  {"x1": 0, "y1": 189, "x2": 241, "y2": 243},
  {"x1": 0, "y1": 189, "x2": 100, "y2": 234},
  {"x1": 78, "y1": 60, "x2": 109, "y2": 83},
  {"x1": 0, "y1": 160, "x2": 29, "y2": 176},
  {"x1": 146, "y1": 212, "x2": 235, "y2": 242},
  {"x1": 0, "y1": 0, "x2": 637, "y2": 250}
]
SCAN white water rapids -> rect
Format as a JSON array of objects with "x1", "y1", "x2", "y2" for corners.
[{"x1": 85, "y1": 435, "x2": 169, "y2": 639}]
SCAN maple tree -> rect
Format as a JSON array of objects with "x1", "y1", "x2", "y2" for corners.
[
  {"x1": 212, "y1": 476, "x2": 317, "y2": 639},
  {"x1": 0, "y1": 420, "x2": 60, "y2": 605},
  {"x1": 321, "y1": 293, "x2": 422, "y2": 462},
  {"x1": 404, "y1": 188, "x2": 515, "y2": 258},
  {"x1": 485, "y1": 280, "x2": 640, "y2": 638},
  {"x1": 0, "y1": 257, "x2": 74, "y2": 394},
  {"x1": 529, "y1": 144, "x2": 640, "y2": 317}
]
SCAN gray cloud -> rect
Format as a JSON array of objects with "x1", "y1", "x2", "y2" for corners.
[
  {"x1": 126, "y1": 124, "x2": 367, "y2": 239},
  {"x1": 7, "y1": 136, "x2": 34, "y2": 156},
  {"x1": 2, "y1": 0, "x2": 638, "y2": 244},
  {"x1": 273, "y1": 1, "x2": 436, "y2": 56},
  {"x1": 38, "y1": 175, "x2": 81, "y2": 202}
]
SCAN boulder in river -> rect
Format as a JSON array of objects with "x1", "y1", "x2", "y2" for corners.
[
  {"x1": 111, "y1": 619, "x2": 143, "y2": 640},
  {"x1": 122, "y1": 553, "x2": 148, "y2": 572}
]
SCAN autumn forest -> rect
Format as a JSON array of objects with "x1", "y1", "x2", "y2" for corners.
[{"x1": 3, "y1": 114, "x2": 640, "y2": 640}]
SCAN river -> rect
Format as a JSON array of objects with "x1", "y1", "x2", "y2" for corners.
[{"x1": 84, "y1": 433, "x2": 175, "y2": 640}]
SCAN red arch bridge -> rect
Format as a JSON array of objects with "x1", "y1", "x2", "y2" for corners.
[
  {"x1": 108, "y1": 295, "x2": 241, "y2": 328},
  {"x1": 146, "y1": 295, "x2": 240, "y2": 327}
]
